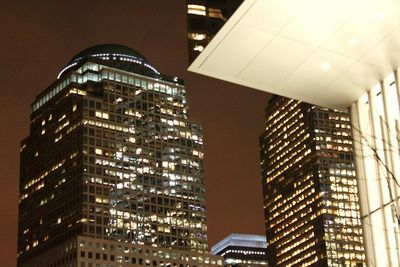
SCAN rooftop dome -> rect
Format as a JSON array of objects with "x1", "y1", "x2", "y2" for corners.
[
  {"x1": 69, "y1": 44, "x2": 151, "y2": 64},
  {"x1": 58, "y1": 44, "x2": 159, "y2": 79}
]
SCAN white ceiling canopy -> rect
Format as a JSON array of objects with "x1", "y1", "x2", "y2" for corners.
[{"x1": 188, "y1": 0, "x2": 400, "y2": 109}]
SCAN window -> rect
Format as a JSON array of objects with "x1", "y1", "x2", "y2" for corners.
[{"x1": 187, "y1": 4, "x2": 206, "y2": 16}]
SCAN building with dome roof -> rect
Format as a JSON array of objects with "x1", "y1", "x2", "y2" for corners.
[
  {"x1": 18, "y1": 44, "x2": 222, "y2": 267},
  {"x1": 57, "y1": 44, "x2": 160, "y2": 79}
]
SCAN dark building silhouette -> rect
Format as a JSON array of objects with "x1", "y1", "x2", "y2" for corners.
[
  {"x1": 259, "y1": 96, "x2": 366, "y2": 267},
  {"x1": 212, "y1": 234, "x2": 268, "y2": 266},
  {"x1": 186, "y1": 0, "x2": 243, "y2": 63},
  {"x1": 18, "y1": 44, "x2": 222, "y2": 267}
]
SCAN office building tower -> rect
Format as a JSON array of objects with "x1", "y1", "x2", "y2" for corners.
[
  {"x1": 259, "y1": 96, "x2": 365, "y2": 267},
  {"x1": 186, "y1": 0, "x2": 243, "y2": 63},
  {"x1": 212, "y1": 234, "x2": 268, "y2": 266},
  {"x1": 18, "y1": 44, "x2": 222, "y2": 267}
]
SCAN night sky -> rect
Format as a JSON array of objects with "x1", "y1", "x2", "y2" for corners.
[{"x1": 0, "y1": 1, "x2": 270, "y2": 266}]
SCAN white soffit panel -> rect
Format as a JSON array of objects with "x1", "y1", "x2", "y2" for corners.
[
  {"x1": 201, "y1": 24, "x2": 274, "y2": 77},
  {"x1": 188, "y1": 0, "x2": 400, "y2": 109},
  {"x1": 238, "y1": 36, "x2": 316, "y2": 88}
]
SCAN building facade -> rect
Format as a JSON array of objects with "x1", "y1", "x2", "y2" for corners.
[
  {"x1": 211, "y1": 234, "x2": 268, "y2": 267},
  {"x1": 186, "y1": 0, "x2": 243, "y2": 63},
  {"x1": 351, "y1": 71, "x2": 400, "y2": 267},
  {"x1": 260, "y1": 96, "x2": 365, "y2": 267},
  {"x1": 18, "y1": 44, "x2": 222, "y2": 267}
]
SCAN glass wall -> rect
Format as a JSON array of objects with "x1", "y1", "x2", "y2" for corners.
[{"x1": 351, "y1": 71, "x2": 400, "y2": 267}]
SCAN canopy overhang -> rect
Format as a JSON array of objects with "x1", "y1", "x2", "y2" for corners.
[{"x1": 188, "y1": 0, "x2": 400, "y2": 109}]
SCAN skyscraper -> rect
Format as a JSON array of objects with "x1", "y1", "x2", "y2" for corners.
[
  {"x1": 259, "y1": 96, "x2": 365, "y2": 267},
  {"x1": 18, "y1": 44, "x2": 222, "y2": 267},
  {"x1": 186, "y1": 0, "x2": 243, "y2": 63}
]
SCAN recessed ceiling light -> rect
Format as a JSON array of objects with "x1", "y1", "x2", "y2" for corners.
[
  {"x1": 321, "y1": 63, "x2": 331, "y2": 71},
  {"x1": 347, "y1": 38, "x2": 358, "y2": 46},
  {"x1": 376, "y1": 12, "x2": 385, "y2": 20}
]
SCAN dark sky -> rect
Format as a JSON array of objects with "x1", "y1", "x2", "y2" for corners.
[{"x1": 0, "y1": 1, "x2": 270, "y2": 266}]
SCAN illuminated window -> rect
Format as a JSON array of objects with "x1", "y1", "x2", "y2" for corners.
[
  {"x1": 188, "y1": 33, "x2": 206, "y2": 40},
  {"x1": 187, "y1": 4, "x2": 206, "y2": 16},
  {"x1": 194, "y1": 45, "x2": 204, "y2": 52},
  {"x1": 208, "y1": 8, "x2": 226, "y2": 20}
]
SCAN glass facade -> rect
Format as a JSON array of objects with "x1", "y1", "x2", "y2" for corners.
[
  {"x1": 260, "y1": 96, "x2": 365, "y2": 267},
  {"x1": 18, "y1": 44, "x2": 222, "y2": 267},
  {"x1": 351, "y1": 71, "x2": 400, "y2": 267}
]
